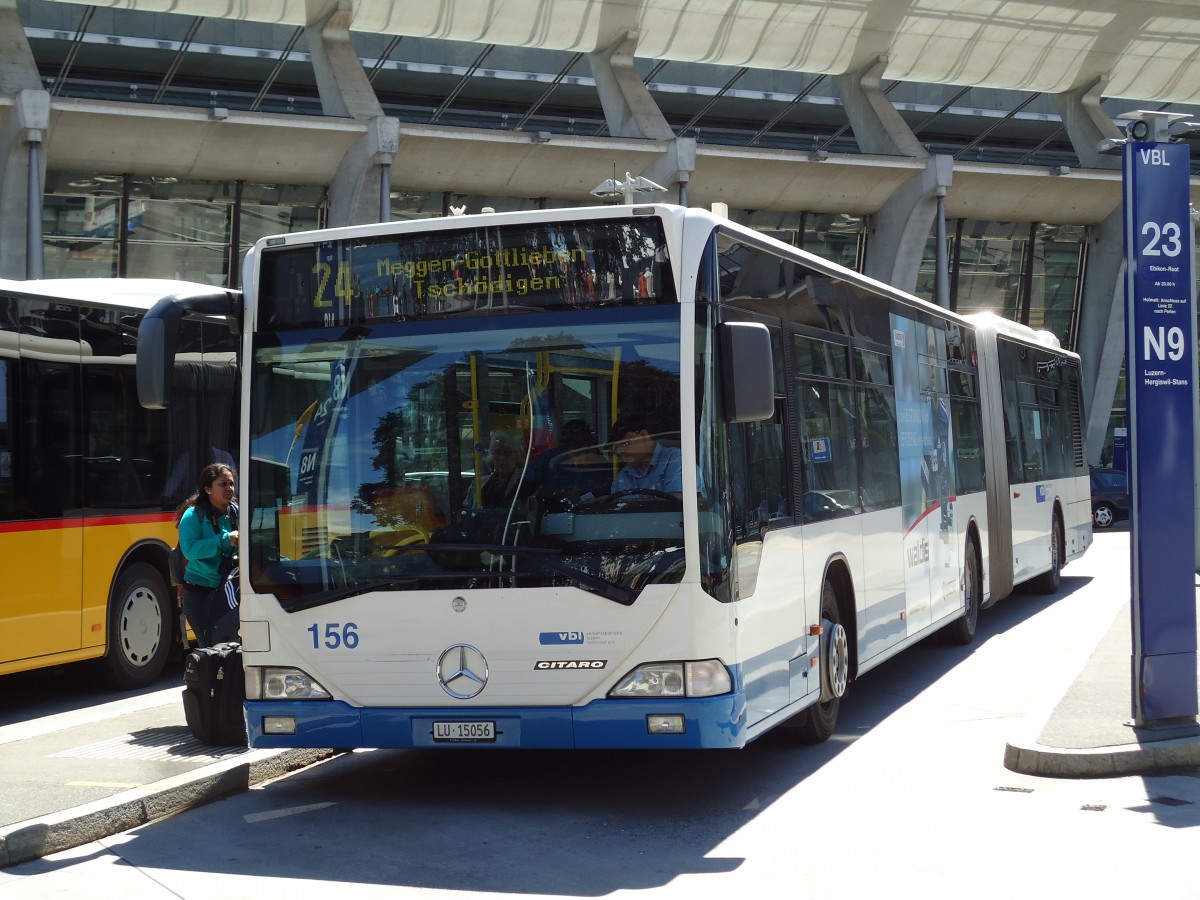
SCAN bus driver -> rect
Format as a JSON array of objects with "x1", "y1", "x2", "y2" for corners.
[{"x1": 610, "y1": 411, "x2": 685, "y2": 498}]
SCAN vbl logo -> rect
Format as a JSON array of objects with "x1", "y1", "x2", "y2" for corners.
[{"x1": 540, "y1": 631, "x2": 584, "y2": 645}]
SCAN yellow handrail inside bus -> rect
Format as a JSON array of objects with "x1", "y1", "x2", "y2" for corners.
[{"x1": 469, "y1": 353, "x2": 483, "y2": 508}]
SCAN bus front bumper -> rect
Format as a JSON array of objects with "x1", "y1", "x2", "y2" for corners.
[{"x1": 244, "y1": 694, "x2": 748, "y2": 750}]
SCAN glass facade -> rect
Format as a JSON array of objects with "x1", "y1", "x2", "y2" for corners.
[
  {"x1": 725, "y1": 209, "x2": 866, "y2": 271},
  {"x1": 916, "y1": 218, "x2": 1200, "y2": 472},
  {"x1": 37, "y1": 174, "x2": 1200, "y2": 477},
  {"x1": 387, "y1": 192, "x2": 581, "y2": 221},
  {"x1": 915, "y1": 221, "x2": 1085, "y2": 348},
  {"x1": 40, "y1": 173, "x2": 326, "y2": 285}
]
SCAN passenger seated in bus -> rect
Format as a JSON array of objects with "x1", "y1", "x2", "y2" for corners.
[
  {"x1": 472, "y1": 430, "x2": 528, "y2": 508},
  {"x1": 610, "y1": 412, "x2": 686, "y2": 498}
]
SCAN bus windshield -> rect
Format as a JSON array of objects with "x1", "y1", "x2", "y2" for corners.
[{"x1": 247, "y1": 305, "x2": 687, "y2": 611}]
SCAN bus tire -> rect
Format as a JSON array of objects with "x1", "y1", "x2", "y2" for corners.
[
  {"x1": 104, "y1": 562, "x2": 172, "y2": 689},
  {"x1": 1030, "y1": 513, "x2": 1063, "y2": 595},
  {"x1": 795, "y1": 580, "x2": 848, "y2": 744},
  {"x1": 943, "y1": 537, "x2": 980, "y2": 645}
]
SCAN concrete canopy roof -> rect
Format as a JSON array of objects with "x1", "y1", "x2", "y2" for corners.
[
  {"x1": 44, "y1": 0, "x2": 1200, "y2": 106},
  {"x1": 43, "y1": 99, "x2": 367, "y2": 184}
]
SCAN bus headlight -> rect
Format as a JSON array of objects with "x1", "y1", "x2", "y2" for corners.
[
  {"x1": 260, "y1": 667, "x2": 331, "y2": 700},
  {"x1": 608, "y1": 659, "x2": 731, "y2": 698}
]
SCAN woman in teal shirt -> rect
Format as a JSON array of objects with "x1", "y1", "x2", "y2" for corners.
[{"x1": 178, "y1": 463, "x2": 239, "y2": 646}]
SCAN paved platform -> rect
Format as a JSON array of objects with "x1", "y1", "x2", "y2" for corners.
[
  {"x1": 1004, "y1": 592, "x2": 1200, "y2": 778},
  {"x1": 0, "y1": 688, "x2": 336, "y2": 868},
  {"x1": 3, "y1": 544, "x2": 1199, "y2": 868}
]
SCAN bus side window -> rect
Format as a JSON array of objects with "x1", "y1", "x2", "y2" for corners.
[
  {"x1": 1002, "y1": 403, "x2": 1023, "y2": 484},
  {"x1": 857, "y1": 386, "x2": 900, "y2": 509},
  {"x1": 728, "y1": 405, "x2": 790, "y2": 540},
  {"x1": 1039, "y1": 389, "x2": 1069, "y2": 478},
  {"x1": 798, "y1": 381, "x2": 858, "y2": 520},
  {"x1": 1020, "y1": 407, "x2": 1044, "y2": 480},
  {"x1": 951, "y1": 398, "x2": 986, "y2": 493},
  {"x1": 0, "y1": 359, "x2": 12, "y2": 520}
]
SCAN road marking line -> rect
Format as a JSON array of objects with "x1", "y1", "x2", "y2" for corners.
[{"x1": 244, "y1": 802, "x2": 336, "y2": 823}]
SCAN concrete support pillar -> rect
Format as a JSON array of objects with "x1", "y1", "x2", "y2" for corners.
[
  {"x1": 307, "y1": 1, "x2": 383, "y2": 120},
  {"x1": 587, "y1": 32, "x2": 675, "y2": 141},
  {"x1": 835, "y1": 55, "x2": 939, "y2": 292},
  {"x1": 1054, "y1": 77, "x2": 1125, "y2": 460},
  {"x1": 637, "y1": 137, "x2": 696, "y2": 206},
  {"x1": 1052, "y1": 77, "x2": 1123, "y2": 171},
  {"x1": 307, "y1": 1, "x2": 399, "y2": 225},
  {"x1": 0, "y1": 0, "x2": 40, "y2": 95},
  {"x1": 934, "y1": 188, "x2": 949, "y2": 309},
  {"x1": 0, "y1": 89, "x2": 50, "y2": 279},
  {"x1": 863, "y1": 155, "x2": 952, "y2": 293},
  {"x1": 586, "y1": 32, "x2": 691, "y2": 203},
  {"x1": 834, "y1": 54, "x2": 927, "y2": 158},
  {"x1": 1077, "y1": 209, "x2": 1126, "y2": 465},
  {"x1": 1, "y1": 0, "x2": 49, "y2": 279},
  {"x1": 327, "y1": 116, "x2": 400, "y2": 227}
]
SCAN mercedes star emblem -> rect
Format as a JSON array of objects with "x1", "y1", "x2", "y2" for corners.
[{"x1": 436, "y1": 643, "x2": 489, "y2": 699}]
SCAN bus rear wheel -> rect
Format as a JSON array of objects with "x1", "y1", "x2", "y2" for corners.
[
  {"x1": 104, "y1": 562, "x2": 172, "y2": 689},
  {"x1": 1030, "y1": 514, "x2": 1063, "y2": 595},
  {"x1": 795, "y1": 580, "x2": 848, "y2": 744}
]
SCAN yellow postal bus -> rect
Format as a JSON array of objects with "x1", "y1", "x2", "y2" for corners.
[{"x1": 0, "y1": 278, "x2": 238, "y2": 687}]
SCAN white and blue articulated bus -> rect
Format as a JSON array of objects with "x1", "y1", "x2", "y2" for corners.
[{"x1": 137, "y1": 204, "x2": 1091, "y2": 750}]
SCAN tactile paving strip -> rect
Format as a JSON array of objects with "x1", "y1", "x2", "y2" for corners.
[{"x1": 49, "y1": 726, "x2": 248, "y2": 762}]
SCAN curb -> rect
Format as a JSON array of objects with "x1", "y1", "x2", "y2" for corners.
[
  {"x1": 1004, "y1": 733, "x2": 1200, "y2": 778},
  {"x1": 0, "y1": 747, "x2": 340, "y2": 869},
  {"x1": 1002, "y1": 594, "x2": 1200, "y2": 779}
]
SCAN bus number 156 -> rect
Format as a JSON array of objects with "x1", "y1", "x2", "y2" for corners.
[{"x1": 308, "y1": 622, "x2": 360, "y2": 649}]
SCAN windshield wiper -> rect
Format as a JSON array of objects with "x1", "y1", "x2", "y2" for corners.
[
  {"x1": 388, "y1": 543, "x2": 636, "y2": 605},
  {"x1": 522, "y1": 554, "x2": 635, "y2": 605},
  {"x1": 278, "y1": 577, "x2": 425, "y2": 611},
  {"x1": 273, "y1": 545, "x2": 637, "y2": 609}
]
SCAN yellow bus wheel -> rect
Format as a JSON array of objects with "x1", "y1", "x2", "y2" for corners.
[{"x1": 104, "y1": 562, "x2": 172, "y2": 689}]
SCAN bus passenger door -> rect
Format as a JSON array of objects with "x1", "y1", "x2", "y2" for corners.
[
  {"x1": 725, "y1": 411, "x2": 805, "y2": 725},
  {"x1": 0, "y1": 301, "x2": 84, "y2": 663},
  {"x1": 893, "y1": 317, "x2": 963, "y2": 633}
]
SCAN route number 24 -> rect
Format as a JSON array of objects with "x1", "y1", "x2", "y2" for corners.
[
  {"x1": 308, "y1": 622, "x2": 360, "y2": 649},
  {"x1": 1142, "y1": 221, "x2": 1183, "y2": 257}
]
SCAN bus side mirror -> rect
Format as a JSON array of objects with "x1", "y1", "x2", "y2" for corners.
[
  {"x1": 719, "y1": 321, "x2": 775, "y2": 423},
  {"x1": 136, "y1": 297, "x2": 182, "y2": 410},
  {"x1": 136, "y1": 290, "x2": 241, "y2": 410}
]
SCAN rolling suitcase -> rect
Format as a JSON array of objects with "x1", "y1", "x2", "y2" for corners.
[{"x1": 182, "y1": 642, "x2": 246, "y2": 746}]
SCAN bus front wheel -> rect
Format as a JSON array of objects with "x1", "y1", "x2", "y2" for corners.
[
  {"x1": 795, "y1": 580, "x2": 848, "y2": 744},
  {"x1": 104, "y1": 562, "x2": 172, "y2": 689}
]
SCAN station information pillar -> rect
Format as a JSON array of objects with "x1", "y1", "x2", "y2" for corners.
[{"x1": 1123, "y1": 131, "x2": 1199, "y2": 725}]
